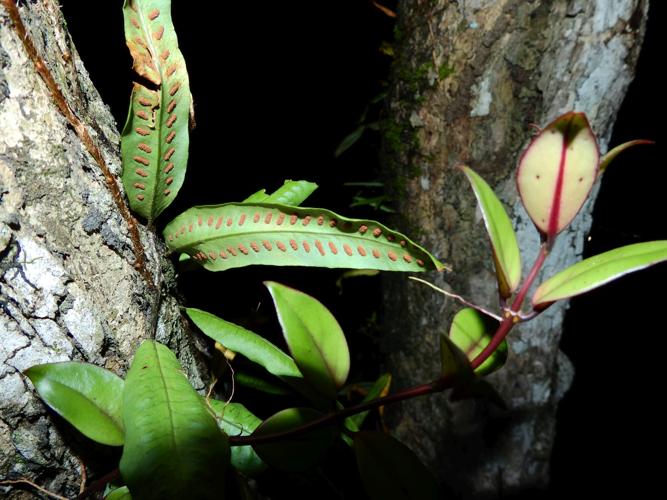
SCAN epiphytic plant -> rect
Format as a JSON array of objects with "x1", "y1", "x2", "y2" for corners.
[
  {"x1": 120, "y1": 0, "x2": 192, "y2": 222},
  {"x1": 16, "y1": 1, "x2": 667, "y2": 499}
]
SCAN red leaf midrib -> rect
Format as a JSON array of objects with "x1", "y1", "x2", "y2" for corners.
[{"x1": 547, "y1": 122, "x2": 571, "y2": 237}]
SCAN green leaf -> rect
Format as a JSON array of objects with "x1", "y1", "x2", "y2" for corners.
[
  {"x1": 242, "y1": 188, "x2": 268, "y2": 203},
  {"x1": 241, "y1": 180, "x2": 318, "y2": 206},
  {"x1": 517, "y1": 112, "x2": 599, "y2": 238},
  {"x1": 267, "y1": 180, "x2": 318, "y2": 206},
  {"x1": 24, "y1": 362, "x2": 124, "y2": 446},
  {"x1": 440, "y1": 332, "x2": 474, "y2": 385},
  {"x1": 208, "y1": 400, "x2": 266, "y2": 477},
  {"x1": 461, "y1": 166, "x2": 521, "y2": 297},
  {"x1": 532, "y1": 241, "x2": 667, "y2": 310},
  {"x1": 252, "y1": 407, "x2": 336, "y2": 471},
  {"x1": 345, "y1": 373, "x2": 392, "y2": 431},
  {"x1": 449, "y1": 308, "x2": 506, "y2": 376},
  {"x1": 120, "y1": 341, "x2": 229, "y2": 499},
  {"x1": 235, "y1": 372, "x2": 291, "y2": 395},
  {"x1": 265, "y1": 282, "x2": 350, "y2": 399},
  {"x1": 105, "y1": 486, "x2": 132, "y2": 500},
  {"x1": 335, "y1": 125, "x2": 366, "y2": 157},
  {"x1": 121, "y1": 0, "x2": 192, "y2": 221},
  {"x1": 599, "y1": 140, "x2": 654, "y2": 174},
  {"x1": 186, "y1": 308, "x2": 301, "y2": 378},
  {"x1": 164, "y1": 202, "x2": 446, "y2": 272},
  {"x1": 353, "y1": 431, "x2": 439, "y2": 500}
]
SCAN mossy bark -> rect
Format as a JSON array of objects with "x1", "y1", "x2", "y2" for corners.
[
  {"x1": 0, "y1": 2, "x2": 206, "y2": 497},
  {"x1": 381, "y1": 0, "x2": 648, "y2": 496}
]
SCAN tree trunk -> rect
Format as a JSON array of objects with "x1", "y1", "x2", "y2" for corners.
[
  {"x1": 0, "y1": 2, "x2": 205, "y2": 497},
  {"x1": 381, "y1": 0, "x2": 647, "y2": 496}
]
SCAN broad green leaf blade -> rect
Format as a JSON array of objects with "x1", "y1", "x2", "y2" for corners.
[
  {"x1": 164, "y1": 203, "x2": 446, "y2": 272},
  {"x1": 345, "y1": 373, "x2": 392, "y2": 431},
  {"x1": 440, "y1": 332, "x2": 474, "y2": 385},
  {"x1": 121, "y1": 0, "x2": 192, "y2": 220},
  {"x1": 449, "y1": 308, "x2": 507, "y2": 376},
  {"x1": 105, "y1": 486, "x2": 132, "y2": 500},
  {"x1": 242, "y1": 180, "x2": 318, "y2": 206},
  {"x1": 265, "y1": 282, "x2": 350, "y2": 399},
  {"x1": 186, "y1": 308, "x2": 302, "y2": 378},
  {"x1": 461, "y1": 166, "x2": 521, "y2": 296},
  {"x1": 208, "y1": 400, "x2": 266, "y2": 477},
  {"x1": 517, "y1": 112, "x2": 599, "y2": 237},
  {"x1": 599, "y1": 140, "x2": 654, "y2": 174},
  {"x1": 353, "y1": 431, "x2": 439, "y2": 500},
  {"x1": 532, "y1": 241, "x2": 667, "y2": 309},
  {"x1": 24, "y1": 362, "x2": 124, "y2": 446},
  {"x1": 252, "y1": 407, "x2": 336, "y2": 472},
  {"x1": 120, "y1": 341, "x2": 229, "y2": 499}
]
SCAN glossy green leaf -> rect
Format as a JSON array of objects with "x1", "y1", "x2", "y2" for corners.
[
  {"x1": 24, "y1": 362, "x2": 124, "y2": 446},
  {"x1": 164, "y1": 202, "x2": 445, "y2": 272},
  {"x1": 252, "y1": 407, "x2": 335, "y2": 472},
  {"x1": 517, "y1": 112, "x2": 599, "y2": 237},
  {"x1": 440, "y1": 332, "x2": 474, "y2": 385},
  {"x1": 345, "y1": 373, "x2": 391, "y2": 431},
  {"x1": 461, "y1": 166, "x2": 521, "y2": 297},
  {"x1": 599, "y1": 140, "x2": 654, "y2": 174},
  {"x1": 532, "y1": 240, "x2": 667, "y2": 309},
  {"x1": 120, "y1": 341, "x2": 229, "y2": 499},
  {"x1": 208, "y1": 400, "x2": 266, "y2": 477},
  {"x1": 353, "y1": 431, "x2": 439, "y2": 500},
  {"x1": 265, "y1": 281, "x2": 350, "y2": 399},
  {"x1": 449, "y1": 308, "x2": 506, "y2": 376},
  {"x1": 121, "y1": 0, "x2": 192, "y2": 221},
  {"x1": 105, "y1": 486, "x2": 132, "y2": 500},
  {"x1": 242, "y1": 188, "x2": 268, "y2": 203},
  {"x1": 186, "y1": 308, "x2": 301, "y2": 378},
  {"x1": 242, "y1": 180, "x2": 318, "y2": 206}
]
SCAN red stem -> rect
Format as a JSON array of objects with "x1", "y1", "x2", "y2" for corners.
[
  {"x1": 229, "y1": 378, "x2": 449, "y2": 446},
  {"x1": 76, "y1": 469, "x2": 120, "y2": 499},
  {"x1": 470, "y1": 244, "x2": 549, "y2": 370}
]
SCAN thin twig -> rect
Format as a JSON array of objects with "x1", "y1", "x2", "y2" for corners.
[
  {"x1": 1, "y1": 0, "x2": 154, "y2": 290},
  {"x1": 76, "y1": 468, "x2": 120, "y2": 499},
  {"x1": 409, "y1": 276, "x2": 502, "y2": 321},
  {"x1": 0, "y1": 479, "x2": 68, "y2": 500},
  {"x1": 76, "y1": 455, "x2": 87, "y2": 494},
  {"x1": 230, "y1": 378, "x2": 447, "y2": 447}
]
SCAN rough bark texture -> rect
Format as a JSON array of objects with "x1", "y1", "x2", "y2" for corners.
[
  {"x1": 382, "y1": 0, "x2": 647, "y2": 496},
  {"x1": 0, "y1": 2, "x2": 206, "y2": 497}
]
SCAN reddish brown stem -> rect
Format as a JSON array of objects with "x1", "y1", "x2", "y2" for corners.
[
  {"x1": 229, "y1": 378, "x2": 450, "y2": 446},
  {"x1": 76, "y1": 468, "x2": 120, "y2": 499},
  {"x1": 470, "y1": 244, "x2": 549, "y2": 370}
]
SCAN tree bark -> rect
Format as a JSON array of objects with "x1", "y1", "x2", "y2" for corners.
[
  {"x1": 0, "y1": 2, "x2": 205, "y2": 497},
  {"x1": 381, "y1": 0, "x2": 648, "y2": 496}
]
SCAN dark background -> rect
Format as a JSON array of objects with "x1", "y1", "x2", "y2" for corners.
[{"x1": 59, "y1": 1, "x2": 665, "y2": 498}]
